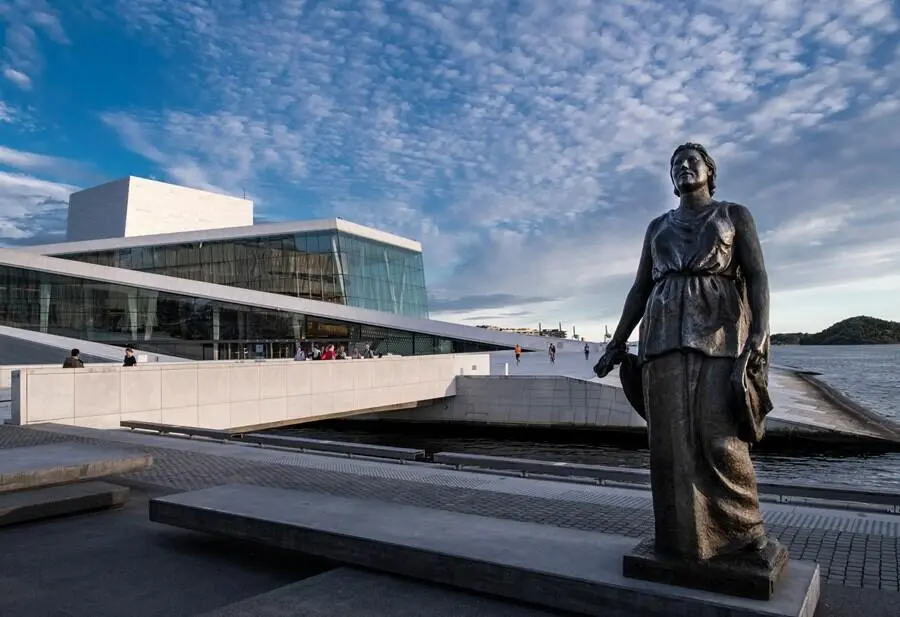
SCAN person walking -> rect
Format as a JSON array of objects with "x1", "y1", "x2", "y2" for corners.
[{"x1": 514, "y1": 344, "x2": 522, "y2": 365}]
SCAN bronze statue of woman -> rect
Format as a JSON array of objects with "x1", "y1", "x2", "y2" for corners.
[{"x1": 594, "y1": 143, "x2": 785, "y2": 583}]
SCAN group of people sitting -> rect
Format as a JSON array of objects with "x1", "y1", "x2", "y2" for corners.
[{"x1": 294, "y1": 343, "x2": 379, "y2": 361}]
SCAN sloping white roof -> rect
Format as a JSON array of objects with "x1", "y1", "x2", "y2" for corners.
[
  {"x1": 0, "y1": 248, "x2": 583, "y2": 352},
  {"x1": 19, "y1": 218, "x2": 422, "y2": 255}
]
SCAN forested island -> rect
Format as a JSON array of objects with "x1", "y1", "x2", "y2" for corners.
[{"x1": 771, "y1": 316, "x2": 900, "y2": 345}]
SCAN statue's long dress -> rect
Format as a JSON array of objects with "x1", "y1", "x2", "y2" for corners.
[{"x1": 639, "y1": 202, "x2": 766, "y2": 562}]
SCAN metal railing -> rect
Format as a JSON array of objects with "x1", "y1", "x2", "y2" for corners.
[
  {"x1": 432, "y1": 452, "x2": 900, "y2": 512},
  {"x1": 120, "y1": 421, "x2": 425, "y2": 462},
  {"x1": 240, "y1": 433, "x2": 425, "y2": 461}
]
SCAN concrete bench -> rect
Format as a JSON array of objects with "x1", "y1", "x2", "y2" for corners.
[
  {"x1": 0, "y1": 481, "x2": 130, "y2": 526},
  {"x1": 241, "y1": 433, "x2": 425, "y2": 461},
  {"x1": 0, "y1": 442, "x2": 151, "y2": 525},
  {"x1": 120, "y1": 421, "x2": 239, "y2": 441},
  {"x1": 0, "y1": 442, "x2": 153, "y2": 494},
  {"x1": 432, "y1": 452, "x2": 651, "y2": 485},
  {"x1": 433, "y1": 452, "x2": 900, "y2": 512},
  {"x1": 150, "y1": 484, "x2": 819, "y2": 617}
]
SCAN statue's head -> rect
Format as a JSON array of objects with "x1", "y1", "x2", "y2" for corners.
[{"x1": 670, "y1": 142, "x2": 717, "y2": 197}]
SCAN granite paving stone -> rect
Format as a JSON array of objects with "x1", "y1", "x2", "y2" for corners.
[{"x1": 1, "y1": 424, "x2": 898, "y2": 592}]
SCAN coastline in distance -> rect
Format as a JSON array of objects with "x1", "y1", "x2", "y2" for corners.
[{"x1": 771, "y1": 316, "x2": 900, "y2": 346}]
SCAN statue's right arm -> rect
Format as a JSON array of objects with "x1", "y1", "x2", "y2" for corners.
[{"x1": 609, "y1": 220, "x2": 657, "y2": 347}]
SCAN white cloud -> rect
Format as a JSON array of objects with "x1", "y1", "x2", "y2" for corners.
[
  {"x1": 3, "y1": 0, "x2": 900, "y2": 340},
  {"x1": 0, "y1": 145, "x2": 67, "y2": 172},
  {"x1": 0, "y1": 0, "x2": 68, "y2": 86},
  {"x1": 0, "y1": 101, "x2": 13, "y2": 123},
  {"x1": 0, "y1": 171, "x2": 75, "y2": 241},
  {"x1": 761, "y1": 205, "x2": 856, "y2": 247},
  {"x1": 100, "y1": 110, "x2": 305, "y2": 198},
  {"x1": 2, "y1": 67, "x2": 31, "y2": 89},
  {"x1": 0, "y1": 143, "x2": 82, "y2": 245}
]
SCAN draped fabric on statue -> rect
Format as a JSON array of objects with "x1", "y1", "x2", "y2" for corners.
[
  {"x1": 642, "y1": 352, "x2": 765, "y2": 560},
  {"x1": 631, "y1": 202, "x2": 771, "y2": 562},
  {"x1": 639, "y1": 202, "x2": 749, "y2": 363}
]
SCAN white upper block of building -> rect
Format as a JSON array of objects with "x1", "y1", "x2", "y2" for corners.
[{"x1": 65, "y1": 176, "x2": 254, "y2": 242}]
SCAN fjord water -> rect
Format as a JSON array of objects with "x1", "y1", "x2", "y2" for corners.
[{"x1": 284, "y1": 345, "x2": 900, "y2": 488}]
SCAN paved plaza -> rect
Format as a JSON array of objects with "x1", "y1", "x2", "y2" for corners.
[{"x1": 1, "y1": 423, "x2": 898, "y2": 593}]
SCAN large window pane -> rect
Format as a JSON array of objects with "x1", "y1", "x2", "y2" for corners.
[
  {"x1": 0, "y1": 263, "x2": 499, "y2": 360},
  {"x1": 57, "y1": 229, "x2": 429, "y2": 318}
]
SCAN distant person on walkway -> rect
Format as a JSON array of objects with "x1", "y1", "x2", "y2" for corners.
[
  {"x1": 294, "y1": 345, "x2": 307, "y2": 361},
  {"x1": 123, "y1": 347, "x2": 137, "y2": 367},
  {"x1": 321, "y1": 345, "x2": 336, "y2": 360},
  {"x1": 62, "y1": 348, "x2": 84, "y2": 368},
  {"x1": 548, "y1": 343, "x2": 556, "y2": 364},
  {"x1": 584, "y1": 342, "x2": 590, "y2": 361},
  {"x1": 514, "y1": 344, "x2": 521, "y2": 365}
]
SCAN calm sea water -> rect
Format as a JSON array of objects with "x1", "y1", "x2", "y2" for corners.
[{"x1": 282, "y1": 345, "x2": 900, "y2": 488}]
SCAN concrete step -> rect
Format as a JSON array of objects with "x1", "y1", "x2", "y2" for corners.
[
  {"x1": 0, "y1": 442, "x2": 152, "y2": 493},
  {"x1": 0, "y1": 481, "x2": 129, "y2": 526},
  {"x1": 150, "y1": 484, "x2": 820, "y2": 617}
]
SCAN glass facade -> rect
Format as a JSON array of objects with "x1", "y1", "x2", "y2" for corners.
[
  {"x1": 56, "y1": 230, "x2": 429, "y2": 318},
  {"x1": 0, "y1": 264, "x2": 501, "y2": 361}
]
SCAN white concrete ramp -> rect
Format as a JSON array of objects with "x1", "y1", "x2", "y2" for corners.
[
  {"x1": 8, "y1": 354, "x2": 489, "y2": 431},
  {"x1": 350, "y1": 349, "x2": 900, "y2": 443}
]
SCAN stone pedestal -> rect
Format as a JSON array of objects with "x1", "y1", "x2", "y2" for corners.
[{"x1": 623, "y1": 538, "x2": 790, "y2": 601}]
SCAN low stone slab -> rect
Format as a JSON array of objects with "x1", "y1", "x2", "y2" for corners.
[
  {"x1": 197, "y1": 567, "x2": 564, "y2": 617},
  {"x1": 150, "y1": 484, "x2": 820, "y2": 617},
  {"x1": 0, "y1": 442, "x2": 153, "y2": 493},
  {"x1": 0, "y1": 481, "x2": 129, "y2": 526}
]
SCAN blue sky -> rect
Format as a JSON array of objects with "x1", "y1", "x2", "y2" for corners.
[{"x1": 1, "y1": 0, "x2": 900, "y2": 341}]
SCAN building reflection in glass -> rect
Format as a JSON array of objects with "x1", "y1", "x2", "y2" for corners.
[
  {"x1": 0, "y1": 265, "x2": 495, "y2": 361},
  {"x1": 56, "y1": 230, "x2": 429, "y2": 318}
]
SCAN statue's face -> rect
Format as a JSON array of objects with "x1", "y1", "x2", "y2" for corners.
[{"x1": 671, "y1": 148, "x2": 709, "y2": 195}]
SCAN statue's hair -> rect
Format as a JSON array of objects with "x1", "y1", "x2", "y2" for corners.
[{"x1": 670, "y1": 142, "x2": 717, "y2": 197}]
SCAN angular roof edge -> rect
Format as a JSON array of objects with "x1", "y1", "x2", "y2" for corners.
[
  {"x1": 0, "y1": 249, "x2": 585, "y2": 352},
  {"x1": 19, "y1": 217, "x2": 422, "y2": 255}
]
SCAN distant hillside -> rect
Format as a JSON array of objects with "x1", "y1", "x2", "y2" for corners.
[{"x1": 771, "y1": 316, "x2": 900, "y2": 345}]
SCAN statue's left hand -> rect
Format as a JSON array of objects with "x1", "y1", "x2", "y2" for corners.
[
  {"x1": 593, "y1": 345, "x2": 626, "y2": 378},
  {"x1": 745, "y1": 333, "x2": 767, "y2": 368}
]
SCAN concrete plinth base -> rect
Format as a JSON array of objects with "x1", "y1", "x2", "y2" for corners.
[
  {"x1": 150, "y1": 484, "x2": 820, "y2": 617},
  {"x1": 623, "y1": 538, "x2": 790, "y2": 601},
  {"x1": 0, "y1": 442, "x2": 153, "y2": 493},
  {"x1": 0, "y1": 481, "x2": 130, "y2": 526}
]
